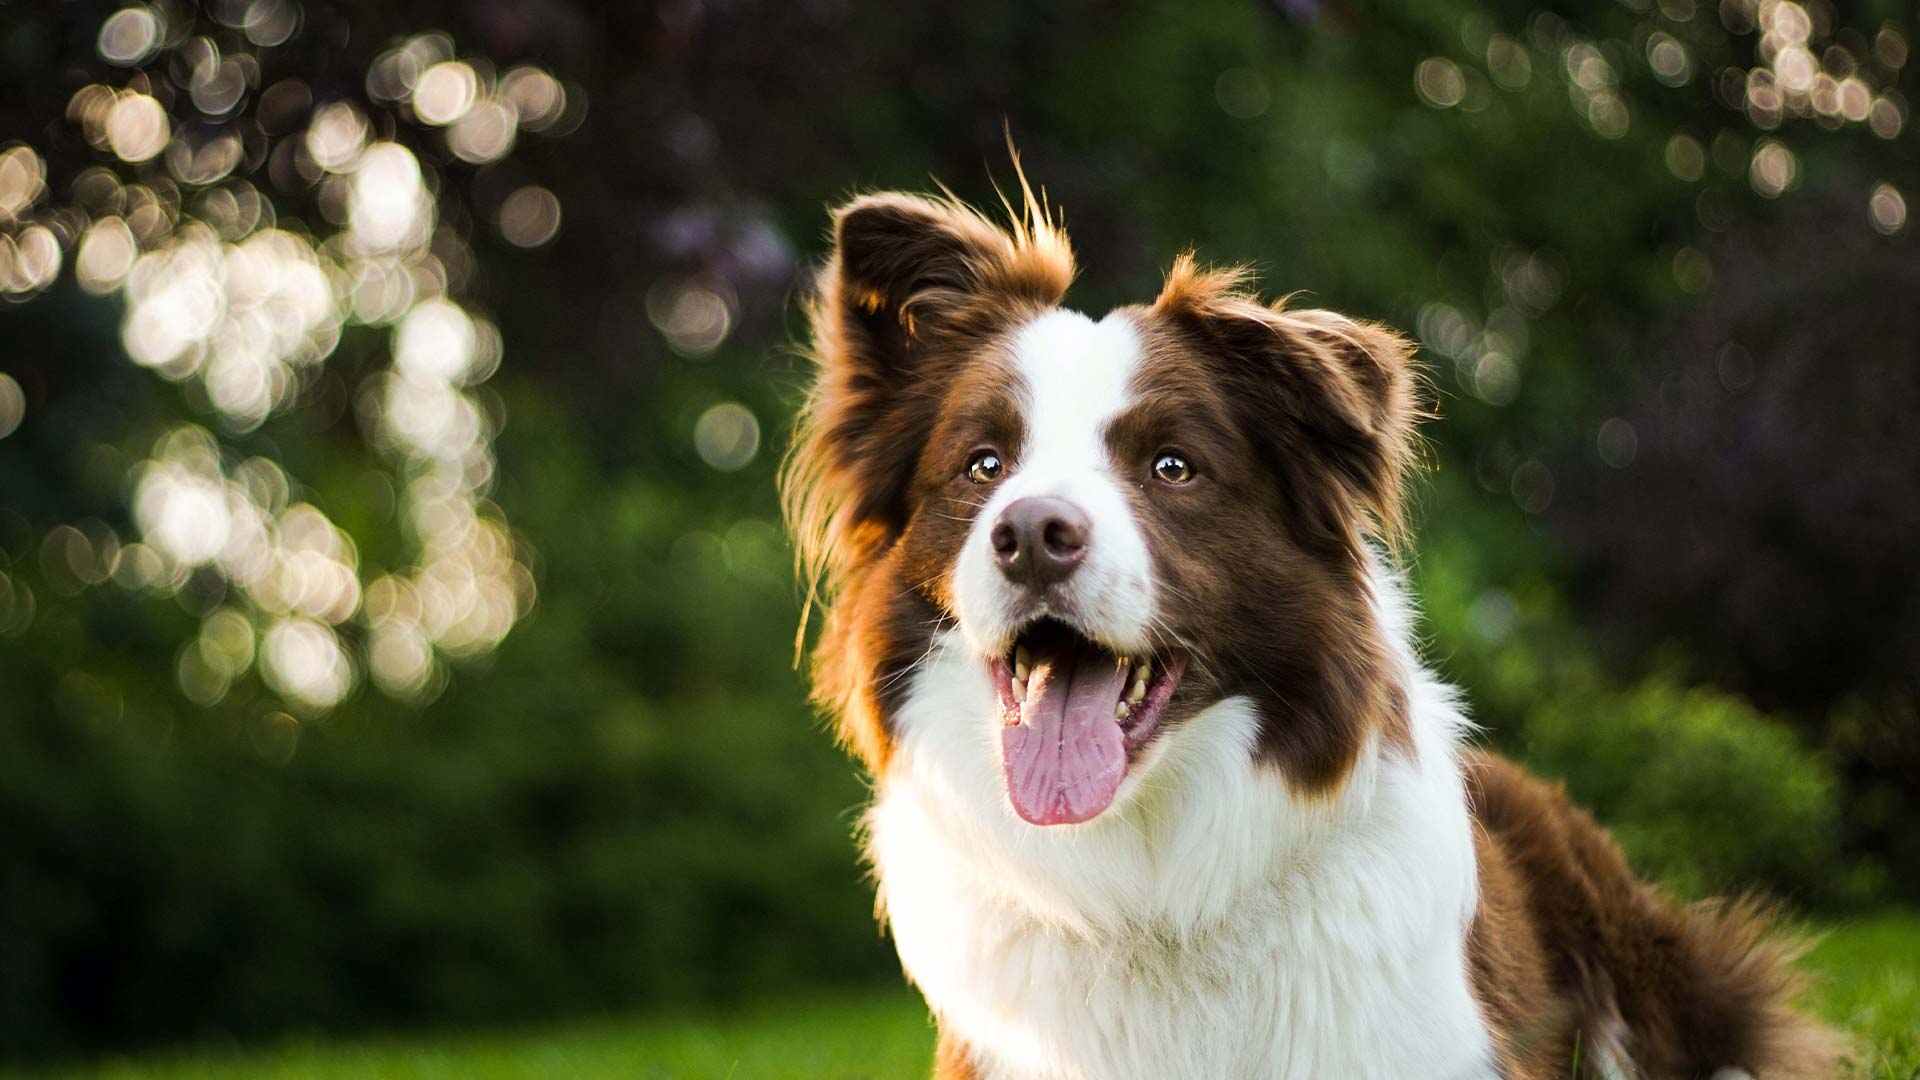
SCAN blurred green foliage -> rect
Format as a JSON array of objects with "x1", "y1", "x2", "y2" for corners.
[
  {"x1": 1, "y1": 0, "x2": 1915, "y2": 1061},
  {"x1": 1530, "y1": 676, "x2": 1850, "y2": 902},
  {"x1": 1413, "y1": 508, "x2": 1862, "y2": 903},
  {"x1": 0, "y1": 397, "x2": 884, "y2": 1052}
]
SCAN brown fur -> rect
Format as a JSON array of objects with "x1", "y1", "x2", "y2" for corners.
[
  {"x1": 934, "y1": 1031, "x2": 984, "y2": 1079},
  {"x1": 1466, "y1": 752, "x2": 1848, "y2": 1078},
  {"x1": 781, "y1": 186, "x2": 1847, "y2": 1079},
  {"x1": 1113, "y1": 296, "x2": 1419, "y2": 790}
]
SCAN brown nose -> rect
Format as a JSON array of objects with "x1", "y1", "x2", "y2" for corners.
[{"x1": 991, "y1": 496, "x2": 1089, "y2": 589}]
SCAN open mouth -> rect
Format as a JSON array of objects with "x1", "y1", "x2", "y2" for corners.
[{"x1": 987, "y1": 618, "x2": 1187, "y2": 826}]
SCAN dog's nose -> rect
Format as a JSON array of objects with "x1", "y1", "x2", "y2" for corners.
[{"x1": 991, "y1": 496, "x2": 1089, "y2": 588}]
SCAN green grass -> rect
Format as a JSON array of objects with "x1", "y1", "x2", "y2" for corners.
[
  {"x1": 12, "y1": 914, "x2": 1916, "y2": 1080},
  {"x1": 10, "y1": 993, "x2": 937, "y2": 1080},
  {"x1": 1812, "y1": 913, "x2": 1920, "y2": 1079}
]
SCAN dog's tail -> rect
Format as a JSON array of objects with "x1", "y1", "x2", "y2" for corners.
[{"x1": 1465, "y1": 753, "x2": 1850, "y2": 1079}]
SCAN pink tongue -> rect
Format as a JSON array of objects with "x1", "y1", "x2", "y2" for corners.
[{"x1": 1001, "y1": 645, "x2": 1130, "y2": 826}]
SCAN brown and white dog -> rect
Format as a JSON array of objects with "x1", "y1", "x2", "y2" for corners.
[{"x1": 781, "y1": 184, "x2": 1844, "y2": 1080}]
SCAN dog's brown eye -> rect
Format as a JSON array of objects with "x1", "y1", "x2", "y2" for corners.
[
  {"x1": 967, "y1": 450, "x2": 1004, "y2": 484},
  {"x1": 1152, "y1": 452, "x2": 1193, "y2": 485}
]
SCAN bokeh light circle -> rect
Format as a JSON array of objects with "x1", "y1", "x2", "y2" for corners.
[
  {"x1": 647, "y1": 276, "x2": 735, "y2": 357},
  {"x1": 261, "y1": 617, "x2": 353, "y2": 711},
  {"x1": 1868, "y1": 183, "x2": 1907, "y2": 235},
  {"x1": 498, "y1": 186, "x2": 561, "y2": 248},
  {"x1": 0, "y1": 144, "x2": 48, "y2": 224},
  {"x1": 0, "y1": 373, "x2": 24, "y2": 440},
  {"x1": 501, "y1": 67, "x2": 566, "y2": 131},
  {"x1": 1415, "y1": 58, "x2": 1465, "y2": 108},
  {"x1": 412, "y1": 61, "x2": 478, "y2": 125},
  {"x1": 1749, "y1": 140, "x2": 1798, "y2": 198},
  {"x1": 694, "y1": 402, "x2": 761, "y2": 472},
  {"x1": 106, "y1": 93, "x2": 170, "y2": 162},
  {"x1": 77, "y1": 217, "x2": 139, "y2": 294},
  {"x1": 1597, "y1": 418, "x2": 1638, "y2": 468},
  {"x1": 448, "y1": 100, "x2": 518, "y2": 163},
  {"x1": 1214, "y1": 68, "x2": 1270, "y2": 119},
  {"x1": 97, "y1": 7, "x2": 162, "y2": 67},
  {"x1": 6, "y1": 226, "x2": 63, "y2": 295}
]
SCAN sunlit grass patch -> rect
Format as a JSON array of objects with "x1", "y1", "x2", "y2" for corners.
[
  {"x1": 12, "y1": 990, "x2": 934, "y2": 1080},
  {"x1": 1810, "y1": 911, "x2": 1920, "y2": 1079}
]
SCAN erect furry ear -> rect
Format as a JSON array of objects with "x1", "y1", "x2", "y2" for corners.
[
  {"x1": 831, "y1": 191, "x2": 1074, "y2": 367},
  {"x1": 784, "y1": 191, "x2": 1074, "y2": 601},
  {"x1": 1154, "y1": 255, "x2": 1422, "y2": 557}
]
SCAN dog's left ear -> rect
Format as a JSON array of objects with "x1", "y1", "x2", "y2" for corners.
[
  {"x1": 788, "y1": 193, "x2": 1075, "y2": 577},
  {"x1": 1155, "y1": 258, "x2": 1421, "y2": 557}
]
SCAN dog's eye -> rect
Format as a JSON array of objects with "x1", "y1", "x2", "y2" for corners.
[
  {"x1": 1152, "y1": 452, "x2": 1193, "y2": 485},
  {"x1": 967, "y1": 450, "x2": 1004, "y2": 484}
]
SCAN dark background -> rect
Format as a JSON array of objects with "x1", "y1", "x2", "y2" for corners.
[{"x1": 0, "y1": 0, "x2": 1914, "y2": 1061}]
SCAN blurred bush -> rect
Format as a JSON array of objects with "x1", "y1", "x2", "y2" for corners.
[
  {"x1": 1417, "y1": 492, "x2": 1873, "y2": 907},
  {"x1": 0, "y1": 0, "x2": 1914, "y2": 1060},
  {"x1": 0, "y1": 388, "x2": 894, "y2": 1057},
  {"x1": 1531, "y1": 675, "x2": 1850, "y2": 903}
]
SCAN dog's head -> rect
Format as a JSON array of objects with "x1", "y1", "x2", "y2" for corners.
[{"x1": 785, "y1": 189, "x2": 1420, "y2": 826}]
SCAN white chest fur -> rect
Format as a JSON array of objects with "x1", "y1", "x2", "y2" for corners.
[{"x1": 866, "y1": 634, "x2": 1498, "y2": 1080}]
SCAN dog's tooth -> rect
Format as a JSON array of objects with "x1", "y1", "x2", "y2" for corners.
[
  {"x1": 1012, "y1": 675, "x2": 1027, "y2": 701},
  {"x1": 1128, "y1": 677, "x2": 1146, "y2": 704},
  {"x1": 1114, "y1": 701, "x2": 1130, "y2": 720},
  {"x1": 1135, "y1": 659, "x2": 1151, "y2": 683},
  {"x1": 1014, "y1": 646, "x2": 1030, "y2": 681}
]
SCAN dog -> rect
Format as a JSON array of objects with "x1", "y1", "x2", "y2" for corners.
[{"x1": 780, "y1": 181, "x2": 1844, "y2": 1079}]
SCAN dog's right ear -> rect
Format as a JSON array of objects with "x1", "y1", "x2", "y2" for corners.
[
  {"x1": 1153, "y1": 256, "x2": 1423, "y2": 561},
  {"x1": 788, "y1": 192, "x2": 1074, "y2": 582}
]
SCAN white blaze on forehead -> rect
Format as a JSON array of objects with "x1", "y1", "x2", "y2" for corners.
[
  {"x1": 949, "y1": 307, "x2": 1157, "y2": 657},
  {"x1": 1008, "y1": 309, "x2": 1143, "y2": 476}
]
